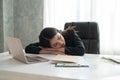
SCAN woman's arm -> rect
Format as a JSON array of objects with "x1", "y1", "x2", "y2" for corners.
[
  {"x1": 25, "y1": 42, "x2": 65, "y2": 55},
  {"x1": 25, "y1": 42, "x2": 41, "y2": 54},
  {"x1": 39, "y1": 47, "x2": 65, "y2": 55},
  {"x1": 64, "y1": 30, "x2": 85, "y2": 56}
]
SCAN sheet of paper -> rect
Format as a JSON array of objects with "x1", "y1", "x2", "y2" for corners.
[
  {"x1": 100, "y1": 55, "x2": 120, "y2": 64},
  {"x1": 51, "y1": 55, "x2": 81, "y2": 64}
]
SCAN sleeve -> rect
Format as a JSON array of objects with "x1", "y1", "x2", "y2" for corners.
[
  {"x1": 25, "y1": 42, "x2": 41, "y2": 54},
  {"x1": 65, "y1": 30, "x2": 85, "y2": 56}
]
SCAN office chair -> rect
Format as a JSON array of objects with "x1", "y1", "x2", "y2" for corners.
[{"x1": 64, "y1": 22, "x2": 100, "y2": 54}]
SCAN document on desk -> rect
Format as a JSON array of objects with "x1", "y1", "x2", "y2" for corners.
[
  {"x1": 100, "y1": 55, "x2": 120, "y2": 64},
  {"x1": 51, "y1": 54, "x2": 80, "y2": 64}
]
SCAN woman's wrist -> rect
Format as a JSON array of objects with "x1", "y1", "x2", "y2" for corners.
[{"x1": 59, "y1": 47, "x2": 65, "y2": 53}]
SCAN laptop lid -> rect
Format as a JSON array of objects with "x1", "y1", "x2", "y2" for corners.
[{"x1": 6, "y1": 37, "x2": 28, "y2": 63}]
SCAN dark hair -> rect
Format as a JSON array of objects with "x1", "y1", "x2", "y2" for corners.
[
  {"x1": 39, "y1": 27, "x2": 59, "y2": 48},
  {"x1": 39, "y1": 26, "x2": 75, "y2": 48}
]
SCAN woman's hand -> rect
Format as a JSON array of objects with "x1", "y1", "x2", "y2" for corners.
[
  {"x1": 39, "y1": 47, "x2": 65, "y2": 55},
  {"x1": 43, "y1": 48, "x2": 64, "y2": 53}
]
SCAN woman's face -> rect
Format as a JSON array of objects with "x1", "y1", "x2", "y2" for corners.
[{"x1": 50, "y1": 33, "x2": 65, "y2": 48}]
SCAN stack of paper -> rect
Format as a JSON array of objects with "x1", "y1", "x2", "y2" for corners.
[
  {"x1": 50, "y1": 54, "x2": 80, "y2": 64},
  {"x1": 100, "y1": 55, "x2": 120, "y2": 64}
]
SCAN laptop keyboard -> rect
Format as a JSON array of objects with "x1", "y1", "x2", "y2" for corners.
[{"x1": 26, "y1": 56, "x2": 39, "y2": 62}]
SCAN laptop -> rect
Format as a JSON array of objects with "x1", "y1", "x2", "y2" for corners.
[{"x1": 6, "y1": 37, "x2": 49, "y2": 64}]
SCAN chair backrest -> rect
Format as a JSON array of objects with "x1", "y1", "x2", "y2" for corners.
[{"x1": 64, "y1": 22, "x2": 100, "y2": 54}]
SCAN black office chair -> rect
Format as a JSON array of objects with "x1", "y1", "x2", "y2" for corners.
[{"x1": 64, "y1": 22, "x2": 100, "y2": 54}]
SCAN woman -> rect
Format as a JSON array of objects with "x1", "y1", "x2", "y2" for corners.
[{"x1": 25, "y1": 26, "x2": 85, "y2": 56}]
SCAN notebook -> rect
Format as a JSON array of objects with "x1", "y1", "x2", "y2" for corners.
[
  {"x1": 50, "y1": 54, "x2": 81, "y2": 64},
  {"x1": 6, "y1": 37, "x2": 49, "y2": 64},
  {"x1": 100, "y1": 55, "x2": 120, "y2": 64}
]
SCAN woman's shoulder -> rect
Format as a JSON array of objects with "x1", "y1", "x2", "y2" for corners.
[
  {"x1": 67, "y1": 30, "x2": 77, "y2": 37},
  {"x1": 62, "y1": 30, "x2": 79, "y2": 41},
  {"x1": 62, "y1": 29, "x2": 76, "y2": 35}
]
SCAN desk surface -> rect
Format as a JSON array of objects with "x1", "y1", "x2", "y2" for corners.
[{"x1": 0, "y1": 52, "x2": 120, "y2": 80}]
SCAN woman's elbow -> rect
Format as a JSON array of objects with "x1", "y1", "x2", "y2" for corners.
[
  {"x1": 79, "y1": 47, "x2": 85, "y2": 56},
  {"x1": 25, "y1": 46, "x2": 30, "y2": 53},
  {"x1": 80, "y1": 49, "x2": 85, "y2": 56}
]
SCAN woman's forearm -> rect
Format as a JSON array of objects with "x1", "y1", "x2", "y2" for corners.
[{"x1": 39, "y1": 48, "x2": 65, "y2": 55}]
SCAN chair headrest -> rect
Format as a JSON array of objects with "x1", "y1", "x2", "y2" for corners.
[{"x1": 64, "y1": 22, "x2": 99, "y2": 39}]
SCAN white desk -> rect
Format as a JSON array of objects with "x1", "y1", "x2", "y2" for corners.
[{"x1": 0, "y1": 52, "x2": 120, "y2": 80}]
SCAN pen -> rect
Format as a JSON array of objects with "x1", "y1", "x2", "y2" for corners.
[
  {"x1": 55, "y1": 63, "x2": 89, "y2": 67},
  {"x1": 79, "y1": 65, "x2": 89, "y2": 67}
]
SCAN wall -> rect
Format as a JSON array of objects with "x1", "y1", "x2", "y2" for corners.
[
  {"x1": 13, "y1": 0, "x2": 43, "y2": 49},
  {"x1": 0, "y1": 0, "x2": 4, "y2": 52},
  {"x1": 3, "y1": 0, "x2": 14, "y2": 51},
  {"x1": 0, "y1": 0, "x2": 43, "y2": 52}
]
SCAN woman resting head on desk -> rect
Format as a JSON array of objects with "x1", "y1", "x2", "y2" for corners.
[{"x1": 25, "y1": 26, "x2": 85, "y2": 56}]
